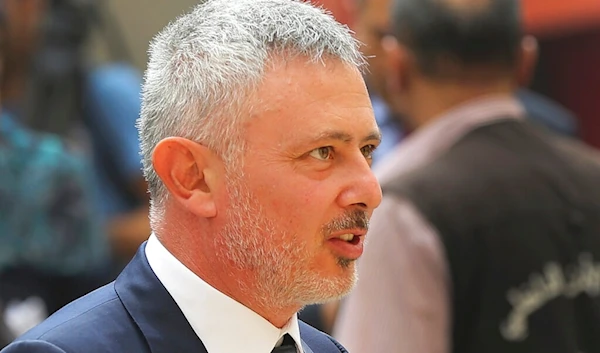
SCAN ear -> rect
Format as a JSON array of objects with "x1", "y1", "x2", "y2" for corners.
[
  {"x1": 381, "y1": 35, "x2": 411, "y2": 98},
  {"x1": 516, "y1": 35, "x2": 539, "y2": 87},
  {"x1": 152, "y1": 137, "x2": 219, "y2": 218}
]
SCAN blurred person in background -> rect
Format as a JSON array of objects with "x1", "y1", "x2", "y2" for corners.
[
  {"x1": 0, "y1": 0, "x2": 150, "y2": 261},
  {"x1": 0, "y1": 5, "x2": 109, "y2": 346},
  {"x1": 355, "y1": 0, "x2": 578, "y2": 148},
  {"x1": 311, "y1": 0, "x2": 579, "y2": 333},
  {"x1": 335, "y1": 0, "x2": 600, "y2": 352}
]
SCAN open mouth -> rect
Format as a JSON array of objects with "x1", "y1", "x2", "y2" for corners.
[
  {"x1": 326, "y1": 232, "x2": 365, "y2": 259},
  {"x1": 336, "y1": 233, "x2": 360, "y2": 245}
]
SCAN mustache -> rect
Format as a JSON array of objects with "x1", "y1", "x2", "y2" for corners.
[{"x1": 323, "y1": 209, "x2": 370, "y2": 235}]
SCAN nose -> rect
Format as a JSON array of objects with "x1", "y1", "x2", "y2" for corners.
[{"x1": 336, "y1": 156, "x2": 382, "y2": 213}]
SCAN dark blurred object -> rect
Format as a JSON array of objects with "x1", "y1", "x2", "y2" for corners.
[
  {"x1": 0, "y1": 302, "x2": 14, "y2": 349},
  {"x1": 536, "y1": 28, "x2": 600, "y2": 149},
  {"x1": 0, "y1": 265, "x2": 110, "y2": 317},
  {"x1": 521, "y1": 0, "x2": 600, "y2": 148},
  {"x1": 22, "y1": 0, "x2": 93, "y2": 135},
  {"x1": 0, "y1": 112, "x2": 112, "y2": 328},
  {"x1": 8, "y1": 0, "x2": 131, "y2": 136}
]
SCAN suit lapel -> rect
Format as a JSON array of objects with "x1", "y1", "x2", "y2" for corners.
[
  {"x1": 114, "y1": 243, "x2": 208, "y2": 353},
  {"x1": 301, "y1": 339, "x2": 316, "y2": 353}
]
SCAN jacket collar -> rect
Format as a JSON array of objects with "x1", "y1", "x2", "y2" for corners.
[
  {"x1": 115, "y1": 243, "x2": 321, "y2": 353},
  {"x1": 115, "y1": 243, "x2": 209, "y2": 353}
]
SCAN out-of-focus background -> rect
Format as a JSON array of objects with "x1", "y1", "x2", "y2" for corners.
[
  {"x1": 1, "y1": 0, "x2": 599, "y2": 348},
  {"x1": 92, "y1": 0, "x2": 197, "y2": 70}
]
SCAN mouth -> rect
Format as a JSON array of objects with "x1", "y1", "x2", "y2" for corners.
[
  {"x1": 336, "y1": 233, "x2": 361, "y2": 245},
  {"x1": 326, "y1": 230, "x2": 366, "y2": 260}
]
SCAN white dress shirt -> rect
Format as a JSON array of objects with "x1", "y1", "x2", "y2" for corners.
[{"x1": 145, "y1": 234, "x2": 304, "y2": 353}]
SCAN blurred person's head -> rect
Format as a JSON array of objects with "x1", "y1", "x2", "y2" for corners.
[
  {"x1": 385, "y1": 0, "x2": 537, "y2": 128},
  {"x1": 138, "y1": 0, "x2": 381, "y2": 327}
]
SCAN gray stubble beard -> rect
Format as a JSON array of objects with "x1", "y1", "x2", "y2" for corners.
[{"x1": 214, "y1": 173, "x2": 358, "y2": 311}]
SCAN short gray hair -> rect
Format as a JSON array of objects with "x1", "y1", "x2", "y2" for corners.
[{"x1": 137, "y1": 0, "x2": 366, "y2": 224}]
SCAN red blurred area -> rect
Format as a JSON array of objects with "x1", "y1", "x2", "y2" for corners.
[
  {"x1": 523, "y1": 0, "x2": 600, "y2": 37},
  {"x1": 310, "y1": 0, "x2": 355, "y2": 27}
]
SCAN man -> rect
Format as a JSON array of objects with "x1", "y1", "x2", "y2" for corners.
[
  {"x1": 354, "y1": 0, "x2": 577, "y2": 154},
  {"x1": 335, "y1": 0, "x2": 600, "y2": 352},
  {"x1": 1, "y1": 0, "x2": 381, "y2": 352}
]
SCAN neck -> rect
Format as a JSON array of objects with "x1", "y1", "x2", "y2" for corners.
[
  {"x1": 194, "y1": 259, "x2": 300, "y2": 328},
  {"x1": 407, "y1": 77, "x2": 515, "y2": 129},
  {"x1": 158, "y1": 222, "x2": 299, "y2": 328}
]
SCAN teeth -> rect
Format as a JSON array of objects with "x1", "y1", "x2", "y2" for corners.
[{"x1": 339, "y1": 234, "x2": 354, "y2": 242}]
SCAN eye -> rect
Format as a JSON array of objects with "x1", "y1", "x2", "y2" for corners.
[
  {"x1": 361, "y1": 144, "x2": 377, "y2": 160},
  {"x1": 309, "y1": 146, "x2": 334, "y2": 161}
]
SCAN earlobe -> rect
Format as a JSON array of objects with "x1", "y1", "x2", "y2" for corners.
[{"x1": 152, "y1": 137, "x2": 218, "y2": 218}]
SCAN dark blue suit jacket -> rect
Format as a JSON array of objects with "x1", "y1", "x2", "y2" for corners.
[{"x1": 1, "y1": 245, "x2": 347, "y2": 353}]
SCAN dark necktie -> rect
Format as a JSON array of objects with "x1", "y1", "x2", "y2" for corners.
[{"x1": 271, "y1": 334, "x2": 298, "y2": 353}]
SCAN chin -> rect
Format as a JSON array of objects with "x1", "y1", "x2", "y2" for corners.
[
  {"x1": 336, "y1": 256, "x2": 356, "y2": 270},
  {"x1": 319, "y1": 261, "x2": 358, "y2": 301}
]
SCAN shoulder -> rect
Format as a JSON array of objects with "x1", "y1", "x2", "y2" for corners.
[
  {"x1": 299, "y1": 321, "x2": 348, "y2": 353},
  {"x1": 10, "y1": 283, "x2": 146, "y2": 352},
  {"x1": 385, "y1": 120, "x2": 541, "y2": 196},
  {"x1": 2, "y1": 340, "x2": 67, "y2": 353},
  {"x1": 381, "y1": 121, "x2": 554, "y2": 234}
]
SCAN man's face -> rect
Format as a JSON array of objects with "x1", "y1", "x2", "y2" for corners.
[
  {"x1": 355, "y1": 0, "x2": 392, "y2": 101},
  {"x1": 216, "y1": 58, "x2": 382, "y2": 309}
]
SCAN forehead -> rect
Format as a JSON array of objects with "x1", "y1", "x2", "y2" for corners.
[{"x1": 245, "y1": 57, "x2": 376, "y2": 144}]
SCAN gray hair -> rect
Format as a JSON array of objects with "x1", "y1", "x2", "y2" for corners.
[{"x1": 137, "y1": 0, "x2": 366, "y2": 225}]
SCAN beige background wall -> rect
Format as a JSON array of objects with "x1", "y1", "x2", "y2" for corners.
[{"x1": 100, "y1": 0, "x2": 199, "y2": 70}]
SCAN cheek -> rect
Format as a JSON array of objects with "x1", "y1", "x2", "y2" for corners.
[{"x1": 261, "y1": 180, "x2": 331, "y2": 232}]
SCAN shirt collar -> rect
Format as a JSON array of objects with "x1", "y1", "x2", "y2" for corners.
[
  {"x1": 145, "y1": 234, "x2": 304, "y2": 353},
  {"x1": 376, "y1": 95, "x2": 525, "y2": 185}
]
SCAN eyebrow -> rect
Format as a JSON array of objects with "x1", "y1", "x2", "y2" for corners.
[{"x1": 312, "y1": 129, "x2": 382, "y2": 144}]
